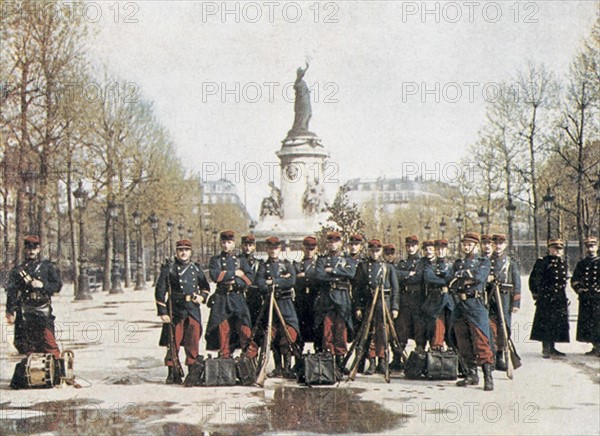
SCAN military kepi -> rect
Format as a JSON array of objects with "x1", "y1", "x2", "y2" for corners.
[
  {"x1": 24, "y1": 235, "x2": 40, "y2": 247},
  {"x1": 548, "y1": 238, "x2": 564, "y2": 248},
  {"x1": 265, "y1": 236, "x2": 281, "y2": 246},
  {"x1": 220, "y1": 230, "x2": 235, "y2": 241},
  {"x1": 462, "y1": 232, "x2": 480, "y2": 243},
  {"x1": 175, "y1": 239, "x2": 192, "y2": 249}
]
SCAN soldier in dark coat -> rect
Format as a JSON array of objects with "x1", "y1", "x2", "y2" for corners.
[
  {"x1": 570, "y1": 237, "x2": 600, "y2": 356},
  {"x1": 240, "y1": 234, "x2": 263, "y2": 330},
  {"x1": 315, "y1": 231, "x2": 358, "y2": 372},
  {"x1": 347, "y1": 234, "x2": 365, "y2": 262},
  {"x1": 480, "y1": 234, "x2": 494, "y2": 259},
  {"x1": 422, "y1": 239, "x2": 454, "y2": 351},
  {"x1": 390, "y1": 235, "x2": 426, "y2": 371},
  {"x1": 293, "y1": 236, "x2": 320, "y2": 351},
  {"x1": 353, "y1": 239, "x2": 399, "y2": 374},
  {"x1": 5, "y1": 236, "x2": 62, "y2": 359},
  {"x1": 155, "y1": 239, "x2": 210, "y2": 384},
  {"x1": 383, "y1": 244, "x2": 397, "y2": 265},
  {"x1": 256, "y1": 236, "x2": 298, "y2": 378},
  {"x1": 450, "y1": 232, "x2": 494, "y2": 391},
  {"x1": 205, "y1": 230, "x2": 258, "y2": 359},
  {"x1": 488, "y1": 234, "x2": 521, "y2": 370},
  {"x1": 529, "y1": 239, "x2": 570, "y2": 358}
]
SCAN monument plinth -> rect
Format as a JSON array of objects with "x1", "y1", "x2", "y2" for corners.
[{"x1": 254, "y1": 64, "x2": 332, "y2": 246}]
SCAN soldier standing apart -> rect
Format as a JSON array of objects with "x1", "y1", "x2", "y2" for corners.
[
  {"x1": 5, "y1": 236, "x2": 62, "y2": 359},
  {"x1": 529, "y1": 239, "x2": 569, "y2": 358},
  {"x1": 205, "y1": 230, "x2": 259, "y2": 359},
  {"x1": 155, "y1": 239, "x2": 210, "y2": 384},
  {"x1": 256, "y1": 237, "x2": 299, "y2": 378},
  {"x1": 570, "y1": 237, "x2": 600, "y2": 356},
  {"x1": 391, "y1": 235, "x2": 425, "y2": 370},
  {"x1": 488, "y1": 234, "x2": 521, "y2": 370},
  {"x1": 240, "y1": 235, "x2": 262, "y2": 329},
  {"x1": 353, "y1": 239, "x2": 399, "y2": 374},
  {"x1": 315, "y1": 231, "x2": 358, "y2": 372},
  {"x1": 450, "y1": 232, "x2": 494, "y2": 391},
  {"x1": 293, "y1": 236, "x2": 320, "y2": 352},
  {"x1": 422, "y1": 239, "x2": 454, "y2": 351}
]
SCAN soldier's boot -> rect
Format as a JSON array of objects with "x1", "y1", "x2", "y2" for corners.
[
  {"x1": 495, "y1": 352, "x2": 507, "y2": 371},
  {"x1": 363, "y1": 358, "x2": 376, "y2": 375},
  {"x1": 389, "y1": 351, "x2": 404, "y2": 371},
  {"x1": 282, "y1": 353, "x2": 295, "y2": 379},
  {"x1": 166, "y1": 366, "x2": 175, "y2": 384},
  {"x1": 375, "y1": 357, "x2": 387, "y2": 374},
  {"x1": 336, "y1": 355, "x2": 350, "y2": 375},
  {"x1": 456, "y1": 364, "x2": 479, "y2": 386},
  {"x1": 268, "y1": 350, "x2": 283, "y2": 378},
  {"x1": 542, "y1": 342, "x2": 551, "y2": 358},
  {"x1": 482, "y1": 363, "x2": 494, "y2": 391},
  {"x1": 549, "y1": 342, "x2": 566, "y2": 356}
]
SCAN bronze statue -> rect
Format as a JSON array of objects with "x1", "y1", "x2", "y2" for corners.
[{"x1": 288, "y1": 63, "x2": 314, "y2": 137}]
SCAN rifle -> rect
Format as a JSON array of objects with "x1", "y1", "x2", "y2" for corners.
[
  {"x1": 255, "y1": 283, "x2": 276, "y2": 387},
  {"x1": 348, "y1": 284, "x2": 380, "y2": 381},
  {"x1": 379, "y1": 279, "x2": 390, "y2": 383},
  {"x1": 272, "y1": 297, "x2": 303, "y2": 360},
  {"x1": 165, "y1": 263, "x2": 184, "y2": 381},
  {"x1": 494, "y1": 282, "x2": 521, "y2": 377}
]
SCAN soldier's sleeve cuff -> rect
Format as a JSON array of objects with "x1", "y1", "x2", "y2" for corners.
[
  {"x1": 216, "y1": 271, "x2": 226, "y2": 282},
  {"x1": 240, "y1": 274, "x2": 252, "y2": 286}
]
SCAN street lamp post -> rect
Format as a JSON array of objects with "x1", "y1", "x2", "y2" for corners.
[
  {"x1": 397, "y1": 222, "x2": 403, "y2": 257},
  {"x1": 178, "y1": 223, "x2": 185, "y2": 240},
  {"x1": 204, "y1": 226, "x2": 210, "y2": 266},
  {"x1": 424, "y1": 222, "x2": 431, "y2": 240},
  {"x1": 439, "y1": 217, "x2": 447, "y2": 239},
  {"x1": 73, "y1": 181, "x2": 92, "y2": 300},
  {"x1": 166, "y1": 219, "x2": 174, "y2": 259},
  {"x1": 109, "y1": 201, "x2": 123, "y2": 294},
  {"x1": 594, "y1": 175, "x2": 600, "y2": 237},
  {"x1": 506, "y1": 199, "x2": 517, "y2": 255},
  {"x1": 23, "y1": 166, "x2": 38, "y2": 235},
  {"x1": 132, "y1": 210, "x2": 145, "y2": 291},
  {"x1": 477, "y1": 206, "x2": 487, "y2": 235},
  {"x1": 385, "y1": 224, "x2": 391, "y2": 244},
  {"x1": 212, "y1": 230, "x2": 218, "y2": 254},
  {"x1": 542, "y1": 187, "x2": 555, "y2": 241},
  {"x1": 455, "y1": 213, "x2": 464, "y2": 256},
  {"x1": 148, "y1": 212, "x2": 159, "y2": 284}
]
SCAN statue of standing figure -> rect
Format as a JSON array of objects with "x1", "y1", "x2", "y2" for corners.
[{"x1": 288, "y1": 63, "x2": 315, "y2": 137}]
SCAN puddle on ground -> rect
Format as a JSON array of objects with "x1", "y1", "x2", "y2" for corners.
[
  {"x1": 150, "y1": 386, "x2": 409, "y2": 434},
  {"x1": 1, "y1": 387, "x2": 409, "y2": 435},
  {"x1": 0, "y1": 399, "x2": 181, "y2": 435}
]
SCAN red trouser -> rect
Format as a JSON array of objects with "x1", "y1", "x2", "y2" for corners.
[
  {"x1": 489, "y1": 316, "x2": 506, "y2": 353},
  {"x1": 165, "y1": 316, "x2": 201, "y2": 366},
  {"x1": 323, "y1": 312, "x2": 348, "y2": 355},
  {"x1": 218, "y1": 318, "x2": 258, "y2": 358},
  {"x1": 272, "y1": 324, "x2": 298, "y2": 353},
  {"x1": 453, "y1": 317, "x2": 494, "y2": 365},
  {"x1": 431, "y1": 316, "x2": 446, "y2": 349},
  {"x1": 395, "y1": 309, "x2": 426, "y2": 348},
  {"x1": 23, "y1": 326, "x2": 61, "y2": 360}
]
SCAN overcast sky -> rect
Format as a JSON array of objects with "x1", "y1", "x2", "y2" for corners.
[{"x1": 89, "y1": 1, "x2": 597, "y2": 218}]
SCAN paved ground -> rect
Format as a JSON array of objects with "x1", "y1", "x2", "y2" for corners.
[{"x1": 0, "y1": 277, "x2": 598, "y2": 435}]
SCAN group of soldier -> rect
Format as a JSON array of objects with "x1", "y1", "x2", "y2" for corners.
[{"x1": 3, "y1": 230, "x2": 599, "y2": 392}]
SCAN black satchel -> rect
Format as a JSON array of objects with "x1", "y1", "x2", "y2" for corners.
[
  {"x1": 425, "y1": 350, "x2": 458, "y2": 380},
  {"x1": 297, "y1": 351, "x2": 340, "y2": 386},
  {"x1": 203, "y1": 356, "x2": 237, "y2": 386},
  {"x1": 404, "y1": 350, "x2": 427, "y2": 379},
  {"x1": 235, "y1": 355, "x2": 257, "y2": 386}
]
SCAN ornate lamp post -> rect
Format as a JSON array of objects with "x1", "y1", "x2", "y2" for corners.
[
  {"x1": 132, "y1": 210, "x2": 145, "y2": 291},
  {"x1": 424, "y1": 222, "x2": 431, "y2": 240},
  {"x1": 477, "y1": 206, "x2": 487, "y2": 235},
  {"x1": 542, "y1": 187, "x2": 555, "y2": 241},
  {"x1": 439, "y1": 217, "x2": 447, "y2": 239},
  {"x1": 73, "y1": 181, "x2": 92, "y2": 300},
  {"x1": 109, "y1": 201, "x2": 123, "y2": 294},
  {"x1": 249, "y1": 221, "x2": 256, "y2": 234},
  {"x1": 212, "y1": 229, "x2": 218, "y2": 254},
  {"x1": 385, "y1": 224, "x2": 391, "y2": 243},
  {"x1": 188, "y1": 227, "x2": 194, "y2": 240},
  {"x1": 455, "y1": 213, "x2": 464, "y2": 256},
  {"x1": 178, "y1": 223, "x2": 185, "y2": 240},
  {"x1": 166, "y1": 219, "x2": 174, "y2": 259},
  {"x1": 397, "y1": 222, "x2": 403, "y2": 258},
  {"x1": 22, "y1": 166, "x2": 38, "y2": 235},
  {"x1": 203, "y1": 226, "x2": 210, "y2": 266},
  {"x1": 148, "y1": 212, "x2": 159, "y2": 284},
  {"x1": 506, "y1": 199, "x2": 517, "y2": 255}
]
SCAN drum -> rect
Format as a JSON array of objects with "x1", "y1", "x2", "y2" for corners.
[{"x1": 25, "y1": 353, "x2": 55, "y2": 388}]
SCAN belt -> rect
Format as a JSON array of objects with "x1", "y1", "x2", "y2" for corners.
[
  {"x1": 330, "y1": 282, "x2": 350, "y2": 291},
  {"x1": 371, "y1": 288, "x2": 391, "y2": 295},
  {"x1": 173, "y1": 294, "x2": 194, "y2": 302},
  {"x1": 458, "y1": 291, "x2": 483, "y2": 301},
  {"x1": 217, "y1": 285, "x2": 245, "y2": 294}
]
